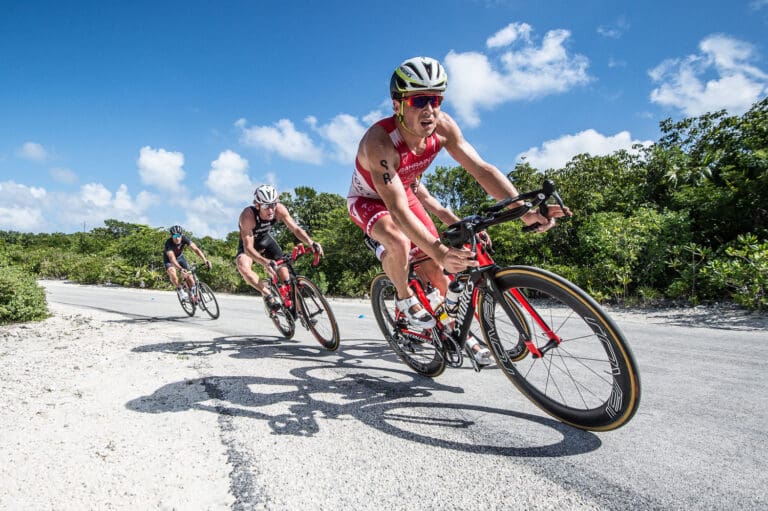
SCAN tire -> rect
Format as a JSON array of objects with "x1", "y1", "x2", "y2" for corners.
[
  {"x1": 197, "y1": 282, "x2": 220, "y2": 319},
  {"x1": 477, "y1": 266, "x2": 641, "y2": 431},
  {"x1": 296, "y1": 277, "x2": 340, "y2": 351},
  {"x1": 370, "y1": 273, "x2": 445, "y2": 378},
  {"x1": 264, "y1": 285, "x2": 295, "y2": 339},
  {"x1": 177, "y1": 287, "x2": 195, "y2": 316}
]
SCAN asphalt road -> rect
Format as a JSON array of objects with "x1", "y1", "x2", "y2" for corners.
[{"x1": 33, "y1": 280, "x2": 768, "y2": 509}]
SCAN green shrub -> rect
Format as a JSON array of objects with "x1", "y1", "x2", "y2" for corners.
[
  {"x1": 0, "y1": 265, "x2": 49, "y2": 324},
  {"x1": 67, "y1": 254, "x2": 107, "y2": 284},
  {"x1": 701, "y1": 234, "x2": 768, "y2": 310},
  {"x1": 575, "y1": 208, "x2": 688, "y2": 303},
  {"x1": 665, "y1": 243, "x2": 714, "y2": 302}
]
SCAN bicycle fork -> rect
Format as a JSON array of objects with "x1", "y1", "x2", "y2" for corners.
[{"x1": 487, "y1": 278, "x2": 563, "y2": 359}]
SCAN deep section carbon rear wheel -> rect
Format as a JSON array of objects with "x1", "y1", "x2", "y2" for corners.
[{"x1": 370, "y1": 273, "x2": 445, "y2": 378}]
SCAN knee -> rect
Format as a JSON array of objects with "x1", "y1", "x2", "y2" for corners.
[
  {"x1": 379, "y1": 229, "x2": 409, "y2": 255},
  {"x1": 236, "y1": 257, "x2": 256, "y2": 279}
]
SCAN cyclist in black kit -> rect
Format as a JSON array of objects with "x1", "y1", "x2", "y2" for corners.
[
  {"x1": 164, "y1": 225, "x2": 211, "y2": 301},
  {"x1": 235, "y1": 184, "x2": 324, "y2": 309}
]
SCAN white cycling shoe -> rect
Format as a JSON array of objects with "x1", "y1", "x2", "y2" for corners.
[
  {"x1": 396, "y1": 295, "x2": 436, "y2": 330},
  {"x1": 466, "y1": 335, "x2": 492, "y2": 366}
]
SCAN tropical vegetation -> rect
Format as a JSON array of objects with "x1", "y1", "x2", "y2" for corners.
[{"x1": 2, "y1": 98, "x2": 766, "y2": 323}]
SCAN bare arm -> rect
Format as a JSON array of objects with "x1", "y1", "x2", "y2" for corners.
[
  {"x1": 188, "y1": 241, "x2": 209, "y2": 265},
  {"x1": 413, "y1": 182, "x2": 460, "y2": 226},
  {"x1": 438, "y1": 112, "x2": 568, "y2": 231},
  {"x1": 238, "y1": 208, "x2": 274, "y2": 270},
  {"x1": 276, "y1": 204, "x2": 323, "y2": 256}
]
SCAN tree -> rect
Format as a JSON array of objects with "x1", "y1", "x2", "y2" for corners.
[{"x1": 656, "y1": 98, "x2": 768, "y2": 246}]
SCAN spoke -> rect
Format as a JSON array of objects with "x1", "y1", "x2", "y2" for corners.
[
  {"x1": 546, "y1": 352, "x2": 604, "y2": 407},
  {"x1": 554, "y1": 344, "x2": 614, "y2": 386}
]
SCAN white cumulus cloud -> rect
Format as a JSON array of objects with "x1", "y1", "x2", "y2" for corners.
[
  {"x1": 137, "y1": 146, "x2": 186, "y2": 191},
  {"x1": 307, "y1": 113, "x2": 367, "y2": 163},
  {"x1": 445, "y1": 22, "x2": 591, "y2": 127},
  {"x1": 81, "y1": 183, "x2": 113, "y2": 207},
  {"x1": 0, "y1": 178, "x2": 159, "y2": 233},
  {"x1": 0, "y1": 181, "x2": 47, "y2": 230},
  {"x1": 487, "y1": 22, "x2": 532, "y2": 48},
  {"x1": 182, "y1": 195, "x2": 239, "y2": 239},
  {"x1": 517, "y1": 129, "x2": 653, "y2": 170},
  {"x1": 205, "y1": 150, "x2": 252, "y2": 204},
  {"x1": 16, "y1": 142, "x2": 49, "y2": 162},
  {"x1": 649, "y1": 34, "x2": 768, "y2": 116},
  {"x1": 236, "y1": 118, "x2": 324, "y2": 164}
]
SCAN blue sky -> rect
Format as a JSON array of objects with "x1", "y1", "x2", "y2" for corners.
[{"x1": 2, "y1": 0, "x2": 767, "y2": 238}]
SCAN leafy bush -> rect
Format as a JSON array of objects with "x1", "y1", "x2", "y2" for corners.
[
  {"x1": 665, "y1": 243, "x2": 714, "y2": 303},
  {"x1": 701, "y1": 234, "x2": 768, "y2": 310},
  {"x1": 194, "y1": 256, "x2": 242, "y2": 293},
  {"x1": 0, "y1": 265, "x2": 49, "y2": 324},
  {"x1": 67, "y1": 254, "x2": 107, "y2": 284},
  {"x1": 575, "y1": 208, "x2": 686, "y2": 303}
]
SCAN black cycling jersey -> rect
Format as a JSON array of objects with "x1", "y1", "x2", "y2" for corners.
[
  {"x1": 163, "y1": 235, "x2": 191, "y2": 265},
  {"x1": 236, "y1": 205, "x2": 285, "y2": 260}
]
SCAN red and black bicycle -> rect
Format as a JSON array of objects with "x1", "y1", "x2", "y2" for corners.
[
  {"x1": 263, "y1": 244, "x2": 340, "y2": 351},
  {"x1": 370, "y1": 180, "x2": 641, "y2": 431}
]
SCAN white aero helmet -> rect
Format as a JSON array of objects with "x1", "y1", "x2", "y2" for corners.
[
  {"x1": 253, "y1": 184, "x2": 278, "y2": 205},
  {"x1": 390, "y1": 56, "x2": 448, "y2": 99}
]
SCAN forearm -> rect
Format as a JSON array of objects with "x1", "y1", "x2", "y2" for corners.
[
  {"x1": 433, "y1": 208, "x2": 460, "y2": 226},
  {"x1": 390, "y1": 207, "x2": 448, "y2": 261},
  {"x1": 471, "y1": 164, "x2": 519, "y2": 202},
  {"x1": 243, "y1": 239, "x2": 270, "y2": 266},
  {"x1": 294, "y1": 228, "x2": 314, "y2": 246}
]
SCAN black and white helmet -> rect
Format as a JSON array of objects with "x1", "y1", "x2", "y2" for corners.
[
  {"x1": 390, "y1": 56, "x2": 448, "y2": 99},
  {"x1": 169, "y1": 225, "x2": 183, "y2": 235},
  {"x1": 253, "y1": 184, "x2": 278, "y2": 205}
]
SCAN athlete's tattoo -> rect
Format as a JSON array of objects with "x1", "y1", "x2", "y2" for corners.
[
  {"x1": 382, "y1": 173, "x2": 392, "y2": 184},
  {"x1": 380, "y1": 159, "x2": 389, "y2": 170}
]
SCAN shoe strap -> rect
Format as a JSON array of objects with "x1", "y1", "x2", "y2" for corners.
[
  {"x1": 396, "y1": 295, "x2": 429, "y2": 319},
  {"x1": 465, "y1": 336, "x2": 480, "y2": 350}
]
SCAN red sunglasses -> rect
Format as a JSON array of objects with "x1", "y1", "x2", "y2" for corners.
[{"x1": 404, "y1": 95, "x2": 444, "y2": 109}]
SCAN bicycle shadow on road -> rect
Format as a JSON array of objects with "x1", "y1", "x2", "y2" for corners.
[
  {"x1": 76, "y1": 304, "x2": 219, "y2": 324},
  {"x1": 132, "y1": 333, "x2": 306, "y2": 357},
  {"x1": 132, "y1": 333, "x2": 404, "y2": 364},
  {"x1": 128, "y1": 335, "x2": 601, "y2": 458}
]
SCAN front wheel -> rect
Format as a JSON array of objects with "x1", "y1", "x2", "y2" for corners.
[
  {"x1": 177, "y1": 287, "x2": 195, "y2": 316},
  {"x1": 370, "y1": 273, "x2": 445, "y2": 378},
  {"x1": 478, "y1": 266, "x2": 641, "y2": 431},
  {"x1": 196, "y1": 281, "x2": 220, "y2": 319},
  {"x1": 296, "y1": 277, "x2": 340, "y2": 351},
  {"x1": 264, "y1": 285, "x2": 295, "y2": 339}
]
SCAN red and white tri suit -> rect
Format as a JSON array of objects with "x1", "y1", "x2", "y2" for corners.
[{"x1": 347, "y1": 116, "x2": 443, "y2": 248}]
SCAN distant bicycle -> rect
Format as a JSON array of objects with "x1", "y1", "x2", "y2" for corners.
[
  {"x1": 263, "y1": 243, "x2": 340, "y2": 351},
  {"x1": 177, "y1": 263, "x2": 220, "y2": 319}
]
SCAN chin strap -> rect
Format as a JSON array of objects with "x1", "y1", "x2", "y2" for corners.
[{"x1": 396, "y1": 101, "x2": 436, "y2": 138}]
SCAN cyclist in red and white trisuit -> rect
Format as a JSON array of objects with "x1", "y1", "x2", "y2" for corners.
[{"x1": 348, "y1": 56, "x2": 568, "y2": 363}]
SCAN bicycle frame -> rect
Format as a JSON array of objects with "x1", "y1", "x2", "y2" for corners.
[
  {"x1": 399, "y1": 221, "x2": 563, "y2": 368},
  {"x1": 270, "y1": 244, "x2": 321, "y2": 322}
]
